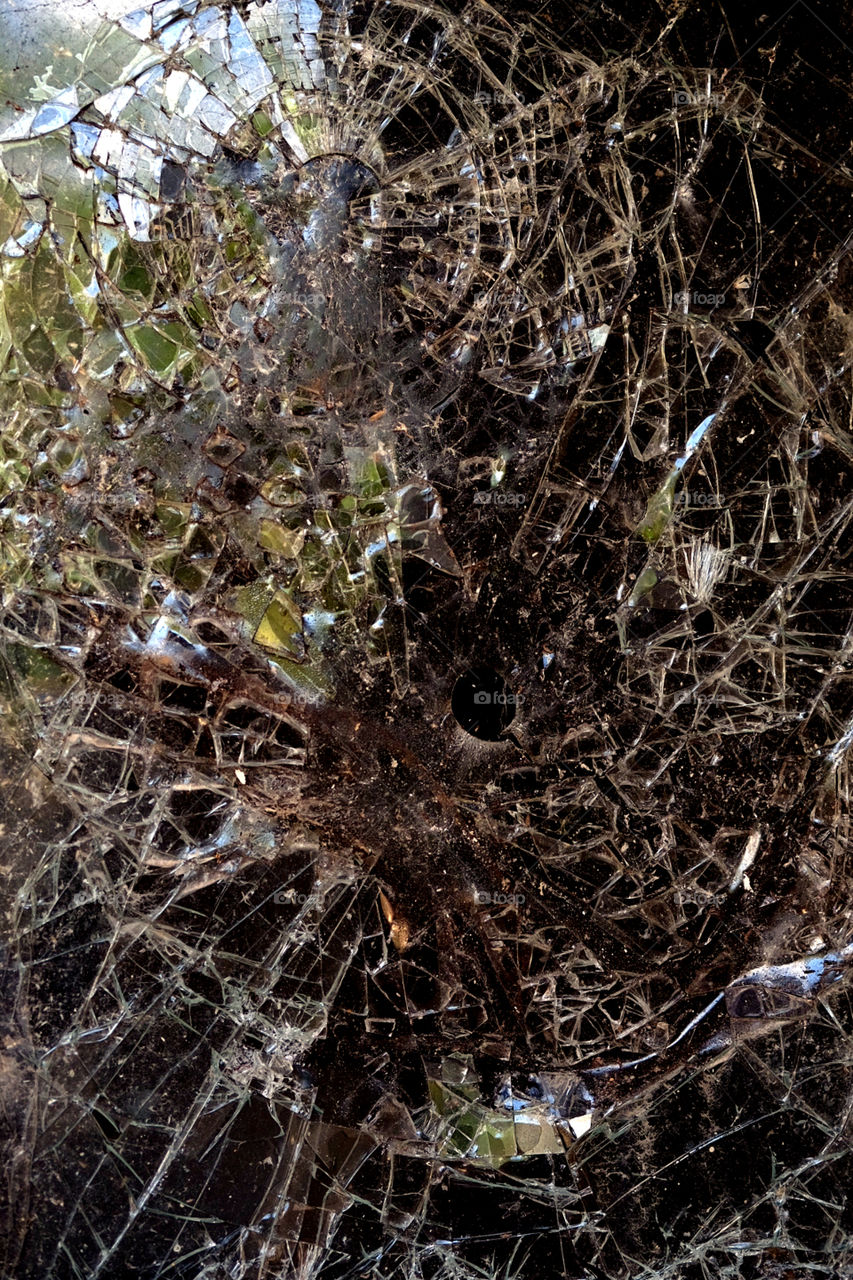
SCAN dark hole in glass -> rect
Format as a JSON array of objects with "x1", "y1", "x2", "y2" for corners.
[{"x1": 451, "y1": 665, "x2": 517, "y2": 740}]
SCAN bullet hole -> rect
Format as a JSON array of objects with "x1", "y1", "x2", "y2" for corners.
[{"x1": 451, "y1": 665, "x2": 519, "y2": 740}]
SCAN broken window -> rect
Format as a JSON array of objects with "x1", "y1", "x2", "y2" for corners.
[{"x1": 2, "y1": 1, "x2": 853, "y2": 1276}]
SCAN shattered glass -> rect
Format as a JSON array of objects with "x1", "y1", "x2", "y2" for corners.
[{"x1": 2, "y1": 0, "x2": 853, "y2": 1275}]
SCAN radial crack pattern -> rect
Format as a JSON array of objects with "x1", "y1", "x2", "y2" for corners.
[{"x1": 2, "y1": 2, "x2": 853, "y2": 1278}]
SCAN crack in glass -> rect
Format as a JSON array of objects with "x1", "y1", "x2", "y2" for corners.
[{"x1": 2, "y1": 1, "x2": 853, "y2": 1277}]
